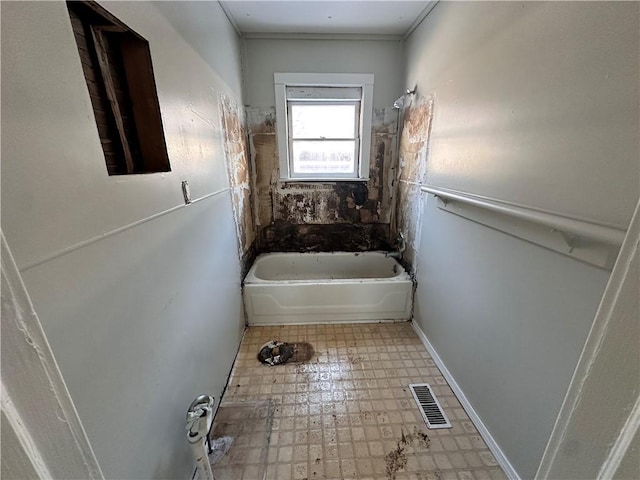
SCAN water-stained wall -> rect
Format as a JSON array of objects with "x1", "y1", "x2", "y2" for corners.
[
  {"x1": 220, "y1": 95, "x2": 256, "y2": 273},
  {"x1": 394, "y1": 97, "x2": 434, "y2": 270},
  {"x1": 247, "y1": 106, "x2": 399, "y2": 252}
]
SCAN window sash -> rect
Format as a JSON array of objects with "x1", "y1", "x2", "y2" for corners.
[
  {"x1": 274, "y1": 73, "x2": 374, "y2": 181},
  {"x1": 287, "y1": 100, "x2": 360, "y2": 140},
  {"x1": 290, "y1": 139, "x2": 359, "y2": 177},
  {"x1": 286, "y1": 100, "x2": 361, "y2": 178}
]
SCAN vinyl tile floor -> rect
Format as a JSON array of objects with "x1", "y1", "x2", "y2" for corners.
[{"x1": 210, "y1": 322, "x2": 507, "y2": 480}]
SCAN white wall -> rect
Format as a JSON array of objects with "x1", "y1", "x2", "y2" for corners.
[
  {"x1": 1, "y1": 1, "x2": 245, "y2": 478},
  {"x1": 154, "y1": 1, "x2": 243, "y2": 100},
  {"x1": 405, "y1": 2, "x2": 639, "y2": 478},
  {"x1": 414, "y1": 199, "x2": 611, "y2": 478},
  {"x1": 406, "y1": 1, "x2": 638, "y2": 227},
  {"x1": 2, "y1": 234, "x2": 102, "y2": 480},
  {"x1": 243, "y1": 37, "x2": 404, "y2": 108}
]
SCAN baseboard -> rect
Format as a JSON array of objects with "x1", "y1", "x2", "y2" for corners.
[
  {"x1": 411, "y1": 321, "x2": 521, "y2": 480},
  {"x1": 247, "y1": 318, "x2": 402, "y2": 326}
]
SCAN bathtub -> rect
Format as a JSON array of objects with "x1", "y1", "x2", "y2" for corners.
[{"x1": 243, "y1": 252, "x2": 413, "y2": 325}]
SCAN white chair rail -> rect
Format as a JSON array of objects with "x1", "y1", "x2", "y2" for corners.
[{"x1": 421, "y1": 185, "x2": 627, "y2": 270}]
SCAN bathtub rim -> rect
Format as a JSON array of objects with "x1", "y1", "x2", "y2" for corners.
[{"x1": 243, "y1": 251, "x2": 411, "y2": 284}]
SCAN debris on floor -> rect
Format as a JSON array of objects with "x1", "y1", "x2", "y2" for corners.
[
  {"x1": 257, "y1": 340, "x2": 294, "y2": 365},
  {"x1": 207, "y1": 401, "x2": 274, "y2": 480},
  {"x1": 257, "y1": 340, "x2": 315, "y2": 365},
  {"x1": 223, "y1": 323, "x2": 507, "y2": 480},
  {"x1": 208, "y1": 436, "x2": 234, "y2": 465},
  {"x1": 385, "y1": 426, "x2": 431, "y2": 480}
]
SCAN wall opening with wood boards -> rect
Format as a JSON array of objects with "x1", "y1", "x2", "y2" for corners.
[{"x1": 67, "y1": 1, "x2": 170, "y2": 175}]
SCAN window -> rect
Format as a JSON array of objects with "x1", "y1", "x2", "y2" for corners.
[
  {"x1": 67, "y1": 1, "x2": 170, "y2": 175},
  {"x1": 275, "y1": 73, "x2": 374, "y2": 181}
]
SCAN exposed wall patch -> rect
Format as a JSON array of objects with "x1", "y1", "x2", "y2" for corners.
[
  {"x1": 394, "y1": 96, "x2": 434, "y2": 271},
  {"x1": 220, "y1": 95, "x2": 257, "y2": 275},
  {"x1": 247, "y1": 106, "x2": 399, "y2": 252}
]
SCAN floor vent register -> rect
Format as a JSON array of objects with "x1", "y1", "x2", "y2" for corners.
[{"x1": 409, "y1": 383, "x2": 452, "y2": 429}]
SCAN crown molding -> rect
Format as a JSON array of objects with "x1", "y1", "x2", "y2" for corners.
[
  {"x1": 218, "y1": 1, "x2": 242, "y2": 37},
  {"x1": 242, "y1": 32, "x2": 403, "y2": 41},
  {"x1": 403, "y1": 0, "x2": 439, "y2": 40}
]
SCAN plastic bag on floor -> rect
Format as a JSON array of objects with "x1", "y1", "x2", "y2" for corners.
[{"x1": 209, "y1": 436, "x2": 234, "y2": 465}]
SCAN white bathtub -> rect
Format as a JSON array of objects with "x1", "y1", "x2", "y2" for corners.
[{"x1": 243, "y1": 252, "x2": 413, "y2": 325}]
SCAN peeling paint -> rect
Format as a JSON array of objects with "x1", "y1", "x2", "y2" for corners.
[
  {"x1": 394, "y1": 97, "x2": 434, "y2": 271},
  {"x1": 220, "y1": 95, "x2": 257, "y2": 274},
  {"x1": 399, "y1": 99, "x2": 432, "y2": 182}
]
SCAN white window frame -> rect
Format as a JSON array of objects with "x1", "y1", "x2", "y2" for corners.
[{"x1": 274, "y1": 73, "x2": 374, "y2": 181}]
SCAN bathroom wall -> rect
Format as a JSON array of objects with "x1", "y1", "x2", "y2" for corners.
[
  {"x1": 1, "y1": 1, "x2": 245, "y2": 478},
  {"x1": 403, "y1": 1, "x2": 639, "y2": 478},
  {"x1": 243, "y1": 38, "x2": 403, "y2": 252},
  {"x1": 538, "y1": 200, "x2": 639, "y2": 480},
  {"x1": 152, "y1": 1, "x2": 257, "y2": 272},
  {"x1": 243, "y1": 38, "x2": 403, "y2": 110}
]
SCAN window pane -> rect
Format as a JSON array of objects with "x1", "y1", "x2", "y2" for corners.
[
  {"x1": 290, "y1": 104, "x2": 357, "y2": 139},
  {"x1": 292, "y1": 140, "x2": 356, "y2": 174}
]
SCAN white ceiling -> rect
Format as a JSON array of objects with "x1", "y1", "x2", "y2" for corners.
[{"x1": 220, "y1": 1, "x2": 434, "y2": 37}]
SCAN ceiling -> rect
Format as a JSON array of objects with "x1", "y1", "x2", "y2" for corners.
[{"x1": 219, "y1": 1, "x2": 435, "y2": 37}]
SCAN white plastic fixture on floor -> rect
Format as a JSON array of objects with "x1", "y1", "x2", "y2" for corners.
[{"x1": 187, "y1": 395, "x2": 215, "y2": 480}]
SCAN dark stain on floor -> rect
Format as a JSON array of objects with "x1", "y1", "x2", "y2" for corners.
[
  {"x1": 385, "y1": 426, "x2": 431, "y2": 479},
  {"x1": 290, "y1": 342, "x2": 315, "y2": 363}
]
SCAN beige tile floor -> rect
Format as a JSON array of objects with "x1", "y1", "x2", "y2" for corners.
[{"x1": 212, "y1": 322, "x2": 507, "y2": 480}]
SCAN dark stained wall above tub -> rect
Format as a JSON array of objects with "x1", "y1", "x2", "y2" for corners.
[{"x1": 247, "y1": 106, "x2": 399, "y2": 252}]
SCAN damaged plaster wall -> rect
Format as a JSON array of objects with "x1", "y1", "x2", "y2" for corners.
[
  {"x1": 221, "y1": 94, "x2": 257, "y2": 273},
  {"x1": 247, "y1": 106, "x2": 398, "y2": 252},
  {"x1": 242, "y1": 37, "x2": 404, "y2": 253},
  {"x1": 394, "y1": 97, "x2": 434, "y2": 271}
]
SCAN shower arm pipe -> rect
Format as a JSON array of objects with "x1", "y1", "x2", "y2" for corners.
[
  {"x1": 393, "y1": 86, "x2": 418, "y2": 109},
  {"x1": 421, "y1": 185, "x2": 627, "y2": 247}
]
